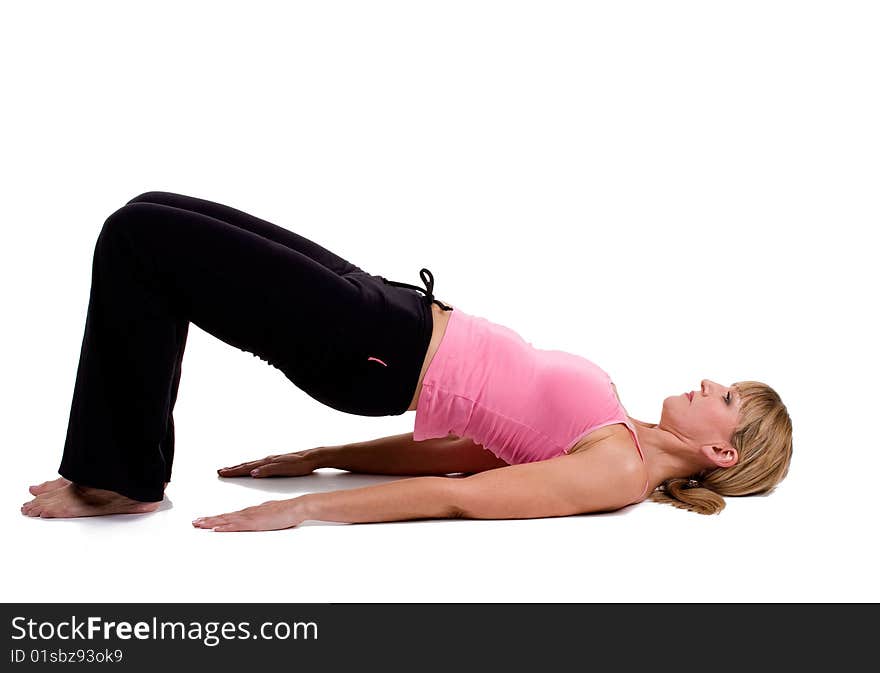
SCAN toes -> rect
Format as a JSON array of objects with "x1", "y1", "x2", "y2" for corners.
[
  {"x1": 28, "y1": 495, "x2": 55, "y2": 518},
  {"x1": 29, "y1": 481, "x2": 51, "y2": 495},
  {"x1": 29, "y1": 477, "x2": 71, "y2": 495},
  {"x1": 21, "y1": 497, "x2": 39, "y2": 515}
]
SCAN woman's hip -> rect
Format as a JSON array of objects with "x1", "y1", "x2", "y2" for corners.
[{"x1": 281, "y1": 272, "x2": 433, "y2": 417}]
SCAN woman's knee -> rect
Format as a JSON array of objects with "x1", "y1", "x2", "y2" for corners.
[
  {"x1": 96, "y1": 202, "x2": 158, "y2": 255},
  {"x1": 126, "y1": 191, "x2": 172, "y2": 206}
]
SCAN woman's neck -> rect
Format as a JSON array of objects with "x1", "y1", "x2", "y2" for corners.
[{"x1": 627, "y1": 416, "x2": 707, "y2": 485}]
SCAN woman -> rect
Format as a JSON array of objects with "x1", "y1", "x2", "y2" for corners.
[{"x1": 22, "y1": 192, "x2": 793, "y2": 530}]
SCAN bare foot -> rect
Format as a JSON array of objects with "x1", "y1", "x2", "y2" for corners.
[
  {"x1": 21, "y1": 483, "x2": 161, "y2": 519},
  {"x1": 29, "y1": 477, "x2": 169, "y2": 496},
  {"x1": 29, "y1": 476, "x2": 72, "y2": 496}
]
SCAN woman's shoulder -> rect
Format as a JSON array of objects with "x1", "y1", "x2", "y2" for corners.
[
  {"x1": 566, "y1": 422, "x2": 633, "y2": 456},
  {"x1": 567, "y1": 425, "x2": 650, "y2": 501}
]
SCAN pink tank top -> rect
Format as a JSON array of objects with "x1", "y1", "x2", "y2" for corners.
[{"x1": 414, "y1": 308, "x2": 650, "y2": 500}]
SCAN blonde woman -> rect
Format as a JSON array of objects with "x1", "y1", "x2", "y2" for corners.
[{"x1": 22, "y1": 192, "x2": 793, "y2": 530}]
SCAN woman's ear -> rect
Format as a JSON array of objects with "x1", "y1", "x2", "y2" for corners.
[{"x1": 701, "y1": 443, "x2": 738, "y2": 468}]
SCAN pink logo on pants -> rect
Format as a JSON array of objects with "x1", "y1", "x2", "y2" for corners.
[{"x1": 367, "y1": 356, "x2": 388, "y2": 367}]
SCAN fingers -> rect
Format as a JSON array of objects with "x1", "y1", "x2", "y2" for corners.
[
  {"x1": 217, "y1": 456, "x2": 277, "y2": 477},
  {"x1": 192, "y1": 514, "x2": 232, "y2": 530},
  {"x1": 193, "y1": 502, "x2": 270, "y2": 527},
  {"x1": 191, "y1": 509, "x2": 265, "y2": 532},
  {"x1": 249, "y1": 461, "x2": 298, "y2": 478},
  {"x1": 193, "y1": 499, "x2": 299, "y2": 532},
  {"x1": 219, "y1": 452, "x2": 314, "y2": 478}
]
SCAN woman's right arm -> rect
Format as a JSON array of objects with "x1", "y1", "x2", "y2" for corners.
[
  {"x1": 218, "y1": 432, "x2": 509, "y2": 478},
  {"x1": 321, "y1": 432, "x2": 509, "y2": 475}
]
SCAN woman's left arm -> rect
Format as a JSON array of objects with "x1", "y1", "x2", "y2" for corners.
[
  {"x1": 193, "y1": 476, "x2": 458, "y2": 532},
  {"x1": 193, "y1": 445, "x2": 645, "y2": 532}
]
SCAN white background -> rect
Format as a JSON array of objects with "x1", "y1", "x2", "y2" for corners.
[{"x1": 2, "y1": 1, "x2": 877, "y2": 603}]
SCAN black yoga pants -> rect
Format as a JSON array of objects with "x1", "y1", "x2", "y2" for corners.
[{"x1": 58, "y1": 191, "x2": 445, "y2": 502}]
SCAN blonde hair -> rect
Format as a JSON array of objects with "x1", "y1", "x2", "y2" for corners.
[{"x1": 648, "y1": 380, "x2": 792, "y2": 515}]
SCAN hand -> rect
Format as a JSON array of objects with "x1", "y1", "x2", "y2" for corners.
[
  {"x1": 217, "y1": 450, "x2": 318, "y2": 478},
  {"x1": 192, "y1": 498, "x2": 305, "y2": 532}
]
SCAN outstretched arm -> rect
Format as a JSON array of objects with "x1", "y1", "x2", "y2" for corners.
[
  {"x1": 217, "y1": 432, "x2": 509, "y2": 478},
  {"x1": 193, "y1": 443, "x2": 646, "y2": 532},
  {"x1": 318, "y1": 432, "x2": 509, "y2": 475}
]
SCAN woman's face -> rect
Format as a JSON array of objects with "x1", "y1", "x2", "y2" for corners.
[{"x1": 661, "y1": 379, "x2": 742, "y2": 454}]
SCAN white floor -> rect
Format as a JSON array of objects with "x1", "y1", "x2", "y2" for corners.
[
  {"x1": 5, "y1": 463, "x2": 876, "y2": 603},
  {"x1": 4, "y1": 325, "x2": 877, "y2": 603},
  {"x1": 2, "y1": 1, "x2": 878, "y2": 604},
  {"x1": 9, "y1": 464, "x2": 873, "y2": 603}
]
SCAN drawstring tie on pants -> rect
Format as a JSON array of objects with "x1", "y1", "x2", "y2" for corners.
[{"x1": 379, "y1": 267, "x2": 453, "y2": 311}]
